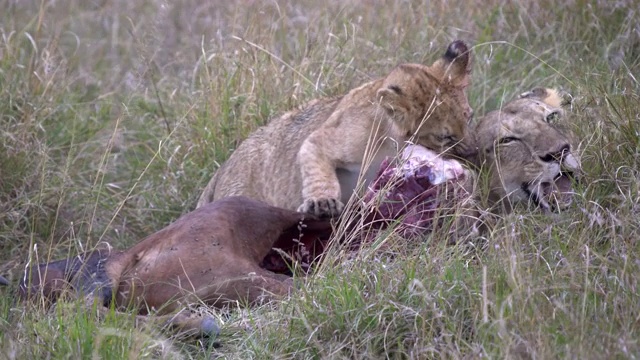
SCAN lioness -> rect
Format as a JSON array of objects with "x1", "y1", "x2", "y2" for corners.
[
  {"x1": 197, "y1": 40, "x2": 476, "y2": 218},
  {"x1": 475, "y1": 87, "x2": 581, "y2": 212}
]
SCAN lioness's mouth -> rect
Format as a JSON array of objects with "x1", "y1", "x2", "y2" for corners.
[{"x1": 522, "y1": 172, "x2": 576, "y2": 212}]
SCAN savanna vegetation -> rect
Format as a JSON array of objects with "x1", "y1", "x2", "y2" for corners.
[{"x1": 0, "y1": 0, "x2": 638, "y2": 358}]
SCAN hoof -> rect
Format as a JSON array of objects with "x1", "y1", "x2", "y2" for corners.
[{"x1": 199, "y1": 316, "x2": 221, "y2": 338}]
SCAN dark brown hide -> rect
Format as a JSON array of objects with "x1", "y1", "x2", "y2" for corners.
[
  {"x1": 15, "y1": 197, "x2": 332, "y2": 319},
  {"x1": 106, "y1": 196, "x2": 331, "y2": 314},
  {"x1": 18, "y1": 248, "x2": 115, "y2": 305}
]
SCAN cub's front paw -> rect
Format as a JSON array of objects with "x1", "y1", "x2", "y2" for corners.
[{"x1": 297, "y1": 198, "x2": 344, "y2": 218}]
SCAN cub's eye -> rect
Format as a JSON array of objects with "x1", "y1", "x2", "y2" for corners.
[
  {"x1": 546, "y1": 111, "x2": 560, "y2": 123},
  {"x1": 498, "y1": 136, "x2": 518, "y2": 145},
  {"x1": 439, "y1": 135, "x2": 457, "y2": 144}
]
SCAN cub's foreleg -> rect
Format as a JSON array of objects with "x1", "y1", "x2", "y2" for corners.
[{"x1": 297, "y1": 129, "x2": 345, "y2": 218}]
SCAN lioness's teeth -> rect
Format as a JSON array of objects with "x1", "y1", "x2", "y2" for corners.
[{"x1": 564, "y1": 154, "x2": 580, "y2": 169}]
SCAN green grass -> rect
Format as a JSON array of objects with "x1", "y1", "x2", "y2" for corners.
[{"x1": 1, "y1": 0, "x2": 639, "y2": 358}]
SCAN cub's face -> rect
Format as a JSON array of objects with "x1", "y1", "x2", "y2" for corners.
[
  {"x1": 475, "y1": 88, "x2": 581, "y2": 212},
  {"x1": 376, "y1": 40, "x2": 476, "y2": 159}
]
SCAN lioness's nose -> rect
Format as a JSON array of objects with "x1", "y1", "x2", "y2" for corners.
[{"x1": 540, "y1": 144, "x2": 570, "y2": 163}]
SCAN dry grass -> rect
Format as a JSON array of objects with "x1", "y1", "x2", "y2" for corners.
[{"x1": 0, "y1": 0, "x2": 639, "y2": 358}]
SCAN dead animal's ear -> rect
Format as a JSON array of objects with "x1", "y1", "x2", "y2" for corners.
[{"x1": 431, "y1": 40, "x2": 471, "y2": 86}]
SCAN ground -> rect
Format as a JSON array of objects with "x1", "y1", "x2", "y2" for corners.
[{"x1": 0, "y1": 0, "x2": 639, "y2": 358}]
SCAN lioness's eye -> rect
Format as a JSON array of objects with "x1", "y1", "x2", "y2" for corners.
[
  {"x1": 546, "y1": 111, "x2": 560, "y2": 123},
  {"x1": 499, "y1": 136, "x2": 518, "y2": 145}
]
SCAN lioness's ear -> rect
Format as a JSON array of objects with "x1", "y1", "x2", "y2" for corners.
[
  {"x1": 518, "y1": 87, "x2": 549, "y2": 101},
  {"x1": 431, "y1": 40, "x2": 471, "y2": 86},
  {"x1": 519, "y1": 87, "x2": 572, "y2": 107}
]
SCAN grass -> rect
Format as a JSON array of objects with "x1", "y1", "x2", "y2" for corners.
[{"x1": 1, "y1": 0, "x2": 639, "y2": 358}]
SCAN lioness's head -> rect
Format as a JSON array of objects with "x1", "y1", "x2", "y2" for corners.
[
  {"x1": 376, "y1": 40, "x2": 476, "y2": 159},
  {"x1": 475, "y1": 88, "x2": 581, "y2": 212}
]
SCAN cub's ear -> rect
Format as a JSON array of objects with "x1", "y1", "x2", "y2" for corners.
[
  {"x1": 431, "y1": 40, "x2": 471, "y2": 86},
  {"x1": 376, "y1": 85, "x2": 403, "y2": 114}
]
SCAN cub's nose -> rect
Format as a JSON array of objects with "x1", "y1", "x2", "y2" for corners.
[
  {"x1": 464, "y1": 106, "x2": 474, "y2": 123},
  {"x1": 459, "y1": 145, "x2": 477, "y2": 159},
  {"x1": 455, "y1": 135, "x2": 478, "y2": 160}
]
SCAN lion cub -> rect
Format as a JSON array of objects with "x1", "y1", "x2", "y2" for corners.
[{"x1": 198, "y1": 40, "x2": 476, "y2": 218}]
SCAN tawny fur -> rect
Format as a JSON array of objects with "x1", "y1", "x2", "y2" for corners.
[
  {"x1": 197, "y1": 40, "x2": 476, "y2": 218},
  {"x1": 474, "y1": 88, "x2": 581, "y2": 212}
]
